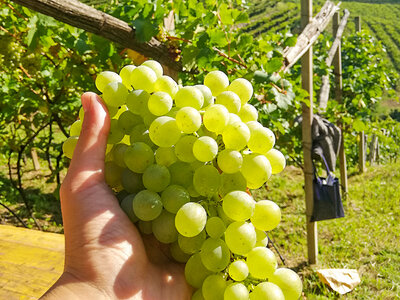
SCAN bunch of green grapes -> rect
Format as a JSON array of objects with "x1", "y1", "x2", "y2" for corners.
[{"x1": 63, "y1": 61, "x2": 302, "y2": 300}]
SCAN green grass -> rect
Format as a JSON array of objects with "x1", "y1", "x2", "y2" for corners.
[{"x1": 252, "y1": 162, "x2": 400, "y2": 299}]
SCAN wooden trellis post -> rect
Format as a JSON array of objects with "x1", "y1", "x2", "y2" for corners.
[
  {"x1": 333, "y1": 12, "x2": 348, "y2": 196},
  {"x1": 355, "y1": 17, "x2": 366, "y2": 173},
  {"x1": 301, "y1": 0, "x2": 317, "y2": 265}
]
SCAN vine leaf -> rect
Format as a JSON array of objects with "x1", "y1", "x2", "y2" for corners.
[{"x1": 132, "y1": 18, "x2": 158, "y2": 43}]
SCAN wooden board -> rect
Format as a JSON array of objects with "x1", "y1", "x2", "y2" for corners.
[{"x1": 0, "y1": 225, "x2": 64, "y2": 299}]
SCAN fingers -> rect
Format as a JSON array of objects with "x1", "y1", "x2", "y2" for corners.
[{"x1": 65, "y1": 92, "x2": 110, "y2": 190}]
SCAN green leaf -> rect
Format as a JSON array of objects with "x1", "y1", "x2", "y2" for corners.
[
  {"x1": 132, "y1": 18, "x2": 158, "y2": 42},
  {"x1": 353, "y1": 119, "x2": 366, "y2": 132},
  {"x1": 284, "y1": 36, "x2": 297, "y2": 47},
  {"x1": 208, "y1": 29, "x2": 227, "y2": 47},
  {"x1": 264, "y1": 57, "x2": 283, "y2": 73},
  {"x1": 254, "y1": 71, "x2": 269, "y2": 84},
  {"x1": 219, "y1": 4, "x2": 233, "y2": 25}
]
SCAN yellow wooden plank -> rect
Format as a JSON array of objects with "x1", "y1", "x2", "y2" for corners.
[
  {"x1": 0, "y1": 225, "x2": 64, "y2": 252},
  {"x1": 0, "y1": 225, "x2": 64, "y2": 299}
]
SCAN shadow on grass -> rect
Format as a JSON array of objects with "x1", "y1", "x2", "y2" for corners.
[{"x1": 0, "y1": 172, "x2": 63, "y2": 229}]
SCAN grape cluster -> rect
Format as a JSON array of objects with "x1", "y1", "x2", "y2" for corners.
[{"x1": 63, "y1": 60, "x2": 302, "y2": 300}]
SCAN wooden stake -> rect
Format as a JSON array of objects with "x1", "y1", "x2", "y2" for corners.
[
  {"x1": 333, "y1": 12, "x2": 348, "y2": 196},
  {"x1": 301, "y1": 0, "x2": 317, "y2": 265},
  {"x1": 355, "y1": 16, "x2": 362, "y2": 32}
]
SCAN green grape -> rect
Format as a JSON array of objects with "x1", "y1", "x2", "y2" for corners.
[
  {"x1": 249, "y1": 282, "x2": 284, "y2": 300},
  {"x1": 63, "y1": 136, "x2": 79, "y2": 159},
  {"x1": 238, "y1": 103, "x2": 258, "y2": 123},
  {"x1": 265, "y1": 149, "x2": 286, "y2": 174},
  {"x1": 161, "y1": 185, "x2": 190, "y2": 214},
  {"x1": 205, "y1": 217, "x2": 226, "y2": 239},
  {"x1": 124, "y1": 142, "x2": 154, "y2": 173},
  {"x1": 251, "y1": 200, "x2": 281, "y2": 231},
  {"x1": 119, "y1": 64, "x2": 136, "y2": 89},
  {"x1": 222, "y1": 122, "x2": 250, "y2": 150},
  {"x1": 155, "y1": 147, "x2": 177, "y2": 167},
  {"x1": 269, "y1": 268, "x2": 302, "y2": 300},
  {"x1": 95, "y1": 71, "x2": 122, "y2": 93},
  {"x1": 216, "y1": 91, "x2": 241, "y2": 114},
  {"x1": 152, "y1": 210, "x2": 178, "y2": 244},
  {"x1": 193, "y1": 136, "x2": 218, "y2": 162},
  {"x1": 219, "y1": 172, "x2": 247, "y2": 197},
  {"x1": 149, "y1": 116, "x2": 181, "y2": 147},
  {"x1": 69, "y1": 119, "x2": 82, "y2": 136},
  {"x1": 118, "y1": 110, "x2": 142, "y2": 134},
  {"x1": 195, "y1": 85, "x2": 214, "y2": 108},
  {"x1": 79, "y1": 106, "x2": 84, "y2": 121},
  {"x1": 116, "y1": 190, "x2": 130, "y2": 203},
  {"x1": 142, "y1": 110, "x2": 158, "y2": 128},
  {"x1": 246, "y1": 247, "x2": 277, "y2": 279},
  {"x1": 170, "y1": 241, "x2": 191, "y2": 263},
  {"x1": 217, "y1": 205, "x2": 234, "y2": 226},
  {"x1": 187, "y1": 184, "x2": 201, "y2": 198},
  {"x1": 247, "y1": 121, "x2": 275, "y2": 154},
  {"x1": 176, "y1": 107, "x2": 202, "y2": 134},
  {"x1": 228, "y1": 260, "x2": 249, "y2": 281},
  {"x1": 197, "y1": 125, "x2": 218, "y2": 140},
  {"x1": 178, "y1": 230, "x2": 206, "y2": 254},
  {"x1": 200, "y1": 238, "x2": 230, "y2": 272},
  {"x1": 193, "y1": 165, "x2": 221, "y2": 197},
  {"x1": 148, "y1": 91, "x2": 173, "y2": 116},
  {"x1": 120, "y1": 194, "x2": 139, "y2": 223},
  {"x1": 222, "y1": 191, "x2": 255, "y2": 221},
  {"x1": 202, "y1": 274, "x2": 226, "y2": 300},
  {"x1": 121, "y1": 135, "x2": 130, "y2": 145},
  {"x1": 217, "y1": 149, "x2": 243, "y2": 174},
  {"x1": 184, "y1": 253, "x2": 212, "y2": 288},
  {"x1": 165, "y1": 106, "x2": 179, "y2": 118},
  {"x1": 142, "y1": 164, "x2": 170, "y2": 192},
  {"x1": 133, "y1": 190, "x2": 163, "y2": 221},
  {"x1": 138, "y1": 220, "x2": 153, "y2": 235},
  {"x1": 112, "y1": 143, "x2": 129, "y2": 167},
  {"x1": 102, "y1": 81, "x2": 129, "y2": 107},
  {"x1": 107, "y1": 119, "x2": 124, "y2": 144},
  {"x1": 121, "y1": 168, "x2": 144, "y2": 194},
  {"x1": 225, "y1": 221, "x2": 256, "y2": 255},
  {"x1": 174, "y1": 135, "x2": 197, "y2": 163},
  {"x1": 104, "y1": 161, "x2": 123, "y2": 188},
  {"x1": 241, "y1": 153, "x2": 272, "y2": 189},
  {"x1": 228, "y1": 113, "x2": 242, "y2": 126},
  {"x1": 227, "y1": 78, "x2": 253, "y2": 105},
  {"x1": 142, "y1": 60, "x2": 163, "y2": 77},
  {"x1": 108, "y1": 105, "x2": 119, "y2": 118},
  {"x1": 130, "y1": 65, "x2": 157, "y2": 93},
  {"x1": 114, "y1": 105, "x2": 128, "y2": 119},
  {"x1": 169, "y1": 161, "x2": 194, "y2": 188},
  {"x1": 175, "y1": 86, "x2": 204, "y2": 110},
  {"x1": 154, "y1": 75, "x2": 179, "y2": 97},
  {"x1": 192, "y1": 289, "x2": 205, "y2": 300},
  {"x1": 175, "y1": 202, "x2": 207, "y2": 237},
  {"x1": 255, "y1": 229, "x2": 269, "y2": 247},
  {"x1": 204, "y1": 70, "x2": 229, "y2": 97},
  {"x1": 203, "y1": 104, "x2": 229, "y2": 133},
  {"x1": 224, "y1": 282, "x2": 249, "y2": 300},
  {"x1": 126, "y1": 90, "x2": 150, "y2": 115},
  {"x1": 129, "y1": 124, "x2": 153, "y2": 147}
]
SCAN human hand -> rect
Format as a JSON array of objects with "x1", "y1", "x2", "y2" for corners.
[{"x1": 41, "y1": 92, "x2": 192, "y2": 300}]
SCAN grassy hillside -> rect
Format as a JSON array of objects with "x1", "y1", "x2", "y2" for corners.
[
  {"x1": 244, "y1": 0, "x2": 400, "y2": 72},
  {"x1": 254, "y1": 162, "x2": 400, "y2": 299}
]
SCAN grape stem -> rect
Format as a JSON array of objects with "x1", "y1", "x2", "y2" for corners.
[{"x1": 212, "y1": 47, "x2": 247, "y2": 68}]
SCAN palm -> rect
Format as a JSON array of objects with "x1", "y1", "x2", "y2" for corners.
[{"x1": 58, "y1": 92, "x2": 191, "y2": 300}]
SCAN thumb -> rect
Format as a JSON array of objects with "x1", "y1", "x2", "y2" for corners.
[{"x1": 67, "y1": 92, "x2": 110, "y2": 186}]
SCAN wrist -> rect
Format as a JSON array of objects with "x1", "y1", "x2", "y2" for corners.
[{"x1": 40, "y1": 271, "x2": 111, "y2": 300}]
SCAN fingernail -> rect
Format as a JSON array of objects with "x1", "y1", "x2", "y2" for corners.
[{"x1": 81, "y1": 93, "x2": 92, "y2": 113}]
